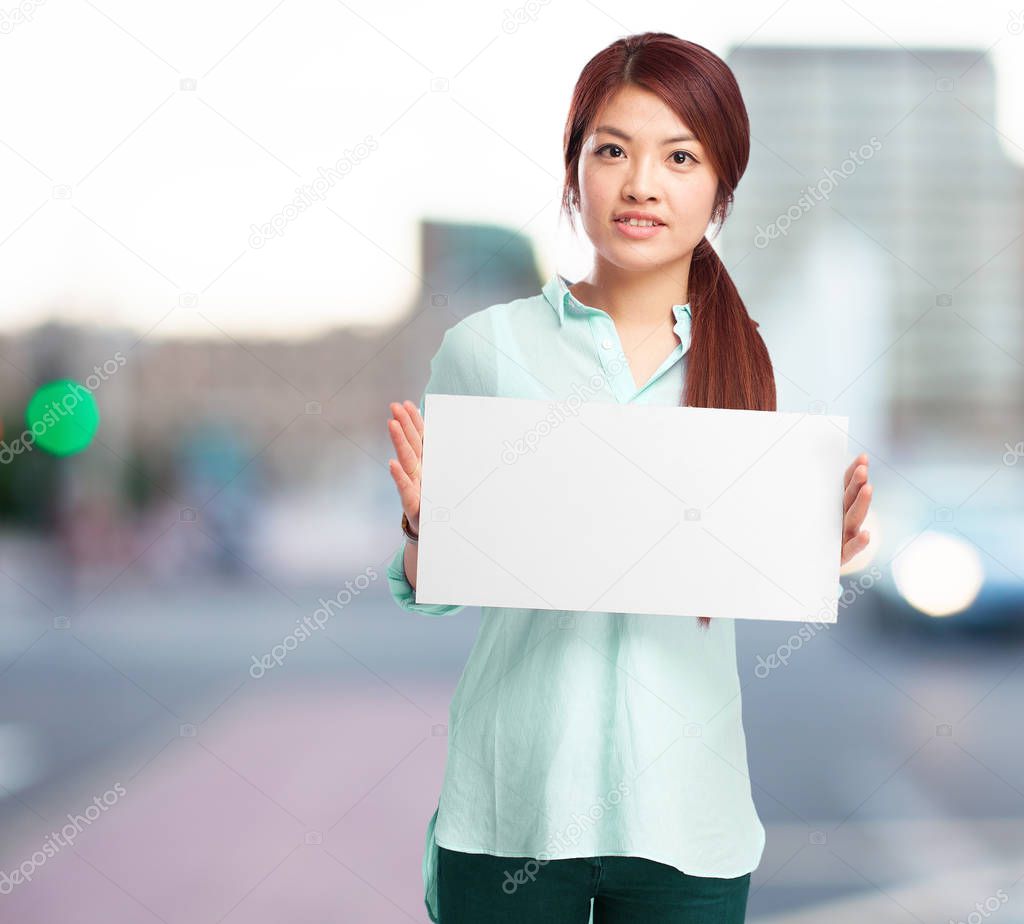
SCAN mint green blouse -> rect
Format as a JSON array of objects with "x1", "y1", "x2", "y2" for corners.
[{"x1": 388, "y1": 273, "x2": 766, "y2": 923}]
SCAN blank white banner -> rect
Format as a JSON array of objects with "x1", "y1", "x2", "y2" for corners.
[{"x1": 415, "y1": 394, "x2": 849, "y2": 623}]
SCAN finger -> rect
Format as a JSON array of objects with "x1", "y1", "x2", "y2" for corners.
[
  {"x1": 393, "y1": 400, "x2": 423, "y2": 457},
  {"x1": 844, "y1": 482, "x2": 871, "y2": 536},
  {"x1": 843, "y1": 453, "x2": 869, "y2": 491},
  {"x1": 390, "y1": 402, "x2": 423, "y2": 460},
  {"x1": 843, "y1": 453, "x2": 868, "y2": 482},
  {"x1": 844, "y1": 482, "x2": 872, "y2": 538},
  {"x1": 403, "y1": 399, "x2": 425, "y2": 441},
  {"x1": 841, "y1": 529, "x2": 871, "y2": 565},
  {"x1": 843, "y1": 463, "x2": 868, "y2": 511},
  {"x1": 388, "y1": 417, "x2": 421, "y2": 481},
  {"x1": 389, "y1": 401, "x2": 421, "y2": 463},
  {"x1": 388, "y1": 458, "x2": 421, "y2": 520}
]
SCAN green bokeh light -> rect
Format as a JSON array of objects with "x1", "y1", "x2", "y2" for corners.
[{"x1": 25, "y1": 379, "x2": 100, "y2": 457}]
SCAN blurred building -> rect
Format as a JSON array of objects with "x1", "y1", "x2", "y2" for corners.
[
  {"x1": 0, "y1": 221, "x2": 543, "y2": 574},
  {"x1": 1, "y1": 220, "x2": 542, "y2": 489},
  {"x1": 724, "y1": 46, "x2": 1024, "y2": 460}
]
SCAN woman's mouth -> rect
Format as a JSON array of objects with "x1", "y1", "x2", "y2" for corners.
[{"x1": 613, "y1": 217, "x2": 666, "y2": 240}]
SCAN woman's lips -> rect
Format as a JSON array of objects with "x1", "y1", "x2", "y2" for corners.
[{"x1": 612, "y1": 218, "x2": 666, "y2": 240}]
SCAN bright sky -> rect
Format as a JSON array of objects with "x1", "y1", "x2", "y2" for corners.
[{"x1": 1, "y1": 0, "x2": 1020, "y2": 339}]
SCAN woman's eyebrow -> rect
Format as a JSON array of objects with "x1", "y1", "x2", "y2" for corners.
[{"x1": 594, "y1": 125, "x2": 700, "y2": 145}]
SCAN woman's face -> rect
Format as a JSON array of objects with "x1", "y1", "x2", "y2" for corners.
[{"x1": 576, "y1": 84, "x2": 720, "y2": 274}]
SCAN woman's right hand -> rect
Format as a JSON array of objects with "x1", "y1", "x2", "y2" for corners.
[{"x1": 387, "y1": 400, "x2": 425, "y2": 534}]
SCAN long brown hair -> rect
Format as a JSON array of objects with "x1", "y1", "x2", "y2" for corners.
[{"x1": 560, "y1": 32, "x2": 776, "y2": 631}]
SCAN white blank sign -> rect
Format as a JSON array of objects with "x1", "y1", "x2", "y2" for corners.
[{"x1": 415, "y1": 394, "x2": 849, "y2": 623}]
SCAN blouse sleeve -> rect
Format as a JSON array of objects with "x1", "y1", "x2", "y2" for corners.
[
  {"x1": 386, "y1": 539, "x2": 463, "y2": 617},
  {"x1": 386, "y1": 321, "x2": 487, "y2": 617}
]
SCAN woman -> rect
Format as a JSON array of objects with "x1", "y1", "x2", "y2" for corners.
[{"x1": 386, "y1": 32, "x2": 873, "y2": 924}]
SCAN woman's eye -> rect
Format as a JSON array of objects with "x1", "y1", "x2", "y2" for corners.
[{"x1": 595, "y1": 144, "x2": 697, "y2": 166}]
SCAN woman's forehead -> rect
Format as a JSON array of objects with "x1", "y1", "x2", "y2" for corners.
[{"x1": 591, "y1": 88, "x2": 699, "y2": 144}]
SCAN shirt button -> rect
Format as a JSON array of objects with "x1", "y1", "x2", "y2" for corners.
[{"x1": 601, "y1": 338, "x2": 614, "y2": 350}]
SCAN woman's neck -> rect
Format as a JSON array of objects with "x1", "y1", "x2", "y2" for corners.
[{"x1": 571, "y1": 258, "x2": 692, "y2": 328}]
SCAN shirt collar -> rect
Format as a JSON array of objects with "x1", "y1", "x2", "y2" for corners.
[{"x1": 542, "y1": 272, "x2": 692, "y2": 330}]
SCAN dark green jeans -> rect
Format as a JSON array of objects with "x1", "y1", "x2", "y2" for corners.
[{"x1": 437, "y1": 845, "x2": 751, "y2": 923}]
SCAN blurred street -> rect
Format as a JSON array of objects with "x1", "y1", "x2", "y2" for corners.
[{"x1": 2, "y1": 556, "x2": 1022, "y2": 922}]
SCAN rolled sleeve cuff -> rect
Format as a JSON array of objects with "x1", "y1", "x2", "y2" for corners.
[{"x1": 386, "y1": 539, "x2": 464, "y2": 617}]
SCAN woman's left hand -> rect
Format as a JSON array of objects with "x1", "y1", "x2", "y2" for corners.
[{"x1": 841, "y1": 452, "x2": 873, "y2": 565}]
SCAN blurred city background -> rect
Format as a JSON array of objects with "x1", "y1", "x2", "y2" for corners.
[{"x1": 2, "y1": 2, "x2": 1023, "y2": 922}]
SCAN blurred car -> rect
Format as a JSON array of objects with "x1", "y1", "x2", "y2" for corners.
[{"x1": 840, "y1": 459, "x2": 1024, "y2": 637}]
